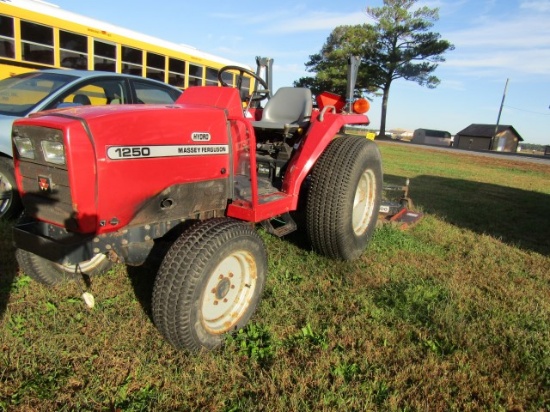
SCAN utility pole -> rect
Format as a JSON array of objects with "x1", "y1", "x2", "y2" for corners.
[{"x1": 492, "y1": 78, "x2": 509, "y2": 150}]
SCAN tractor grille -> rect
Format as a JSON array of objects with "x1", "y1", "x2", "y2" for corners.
[{"x1": 15, "y1": 125, "x2": 74, "y2": 227}]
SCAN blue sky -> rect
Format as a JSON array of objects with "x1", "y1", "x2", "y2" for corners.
[{"x1": 51, "y1": 0, "x2": 550, "y2": 145}]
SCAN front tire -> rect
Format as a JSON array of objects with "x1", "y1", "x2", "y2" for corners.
[
  {"x1": 306, "y1": 136, "x2": 382, "y2": 260},
  {"x1": 0, "y1": 157, "x2": 23, "y2": 220},
  {"x1": 152, "y1": 218, "x2": 267, "y2": 351},
  {"x1": 16, "y1": 249, "x2": 113, "y2": 287}
]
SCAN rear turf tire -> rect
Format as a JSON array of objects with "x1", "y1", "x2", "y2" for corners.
[
  {"x1": 152, "y1": 218, "x2": 267, "y2": 351},
  {"x1": 306, "y1": 136, "x2": 382, "y2": 260}
]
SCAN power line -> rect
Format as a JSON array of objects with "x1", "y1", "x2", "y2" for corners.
[{"x1": 503, "y1": 105, "x2": 550, "y2": 116}]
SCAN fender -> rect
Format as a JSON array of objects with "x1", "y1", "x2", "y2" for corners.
[{"x1": 282, "y1": 110, "x2": 370, "y2": 209}]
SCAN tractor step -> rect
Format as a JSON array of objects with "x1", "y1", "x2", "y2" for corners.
[{"x1": 260, "y1": 212, "x2": 297, "y2": 237}]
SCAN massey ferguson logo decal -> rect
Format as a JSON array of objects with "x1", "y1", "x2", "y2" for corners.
[
  {"x1": 38, "y1": 176, "x2": 51, "y2": 192},
  {"x1": 107, "y1": 144, "x2": 229, "y2": 160}
]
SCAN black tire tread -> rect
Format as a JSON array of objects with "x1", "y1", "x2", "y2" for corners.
[
  {"x1": 152, "y1": 218, "x2": 267, "y2": 351},
  {"x1": 16, "y1": 249, "x2": 67, "y2": 287},
  {"x1": 306, "y1": 136, "x2": 382, "y2": 260},
  {"x1": 16, "y1": 248, "x2": 113, "y2": 287}
]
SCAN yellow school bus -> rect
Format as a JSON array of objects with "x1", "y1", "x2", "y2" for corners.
[{"x1": 0, "y1": 0, "x2": 252, "y2": 91}]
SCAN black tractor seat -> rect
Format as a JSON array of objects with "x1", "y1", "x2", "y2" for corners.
[{"x1": 252, "y1": 87, "x2": 313, "y2": 134}]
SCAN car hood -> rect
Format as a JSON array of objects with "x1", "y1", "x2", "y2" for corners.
[{"x1": 0, "y1": 114, "x2": 17, "y2": 158}]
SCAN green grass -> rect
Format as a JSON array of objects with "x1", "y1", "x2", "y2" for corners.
[{"x1": 1, "y1": 142, "x2": 549, "y2": 411}]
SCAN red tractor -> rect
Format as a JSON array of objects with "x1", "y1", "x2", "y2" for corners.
[{"x1": 11, "y1": 57, "x2": 382, "y2": 351}]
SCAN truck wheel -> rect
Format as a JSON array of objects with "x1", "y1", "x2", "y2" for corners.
[
  {"x1": 0, "y1": 157, "x2": 23, "y2": 220},
  {"x1": 15, "y1": 249, "x2": 113, "y2": 287},
  {"x1": 306, "y1": 136, "x2": 382, "y2": 260},
  {"x1": 152, "y1": 218, "x2": 267, "y2": 351}
]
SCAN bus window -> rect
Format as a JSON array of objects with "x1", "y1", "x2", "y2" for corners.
[
  {"x1": 205, "y1": 67, "x2": 218, "y2": 86},
  {"x1": 94, "y1": 40, "x2": 116, "y2": 72},
  {"x1": 0, "y1": 15, "x2": 15, "y2": 59},
  {"x1": 21, "y1": 21, "x2": 54, "y2": 65},
  {"x1": 60, "y1": 31, "x2": 88, "y2": 69},
  {"x1": 219, "y1": 70, "x2": 233, "y2": 87},
  {"x1": 146, "y1": 51, "x2": 165, "y2": 81},
  {"x1": 168, "y1": 58, "x2": 185, "y2": 88},
  {"x1": 241, "y1": 76, "x2": 251, "y2": 95},
  {"x1": 122, "y1": 46, "x2": 143, "y2": 76},
  {"x1": 188, "y1": 63, "x2": 203, "y2": 86}
]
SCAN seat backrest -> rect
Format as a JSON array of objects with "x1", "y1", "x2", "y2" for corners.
[
  {"x1": 261, "y1": 87, "x2": 312, "y2": 126},
  {"x1": 73, "y1": 94, "x2": 91, "y2": 105}
]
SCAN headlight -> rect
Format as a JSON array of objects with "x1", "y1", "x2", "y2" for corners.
[
  {"x1": 13, "y1": 137, "x2": 36, "y2": 160},
  {"x1": 41, "y1": 140, "x2": 66, "y2": 165}
]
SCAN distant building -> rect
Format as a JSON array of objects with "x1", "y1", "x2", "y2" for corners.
[
  {"x1": 412, "y1": 129, "x2": 452, "y2": 147},
  {"x1": 388, "y1": 129, "x2": 413, "y2": 141},
  {"x1": 454, "y1": 124, "x2": 523, "y2": 152}
]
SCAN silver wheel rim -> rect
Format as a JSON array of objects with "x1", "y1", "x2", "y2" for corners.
[
  {"x1": 0, "y1": 171, "x2": 13, "y2": 216},
  {"x1": 201, "y1": 250, "x2": 257, "y2": 334},
  {"x1": 352, "y1": 168, "x2": 376, "y2": 235},
  {"x1": 57, "y1": 254, "x2": 108, "y2": 274}
]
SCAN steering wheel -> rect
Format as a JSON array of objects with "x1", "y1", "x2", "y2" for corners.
[{"x1": 218, "y1": 65, "x2": 269, "y2": 102}]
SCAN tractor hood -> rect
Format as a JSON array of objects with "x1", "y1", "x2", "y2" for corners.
[{"x1": 13, "y1": 103, "x2": 233, "y2": 233}]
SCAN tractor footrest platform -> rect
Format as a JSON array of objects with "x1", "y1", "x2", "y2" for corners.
[{"x1": 260, "y1": 212, "x2": 297, "y2": 237}]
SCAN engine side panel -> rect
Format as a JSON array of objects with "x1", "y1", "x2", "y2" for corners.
[{"x1": 88, "y1": 106, "x2": 232, "y2": 232}]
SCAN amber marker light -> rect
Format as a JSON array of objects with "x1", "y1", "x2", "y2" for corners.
[{"x1": 352, "y1": 98, "x2": 370, "y2": 114}]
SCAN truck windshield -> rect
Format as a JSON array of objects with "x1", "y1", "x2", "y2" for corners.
[{"x1": 0, "y1": 72, "x2": 77, "y2": 117}]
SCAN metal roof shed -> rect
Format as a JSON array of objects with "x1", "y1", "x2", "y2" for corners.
[{"x1": 454, "y1": 124, "x2": 523, "y2": 152}]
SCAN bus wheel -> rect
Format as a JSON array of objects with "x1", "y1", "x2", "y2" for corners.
[{"x1": 152, "y1": 218, "x2": 267, "y2": 351}]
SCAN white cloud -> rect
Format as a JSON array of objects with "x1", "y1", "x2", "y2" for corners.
[
  {"x1": 444, "y1": 48, "x2": 550, "y2": 77},
  {"x1": 439, "y1": 79, "x2": 466, "y2": 91},
  {"x1": 260, "y1": 11, "x2": 370, "y2": 34},
  {"x1": 520, "y1": 0, "x2": 550, "y2": 12},
  {"x1": 212, "y1": 8, "x2": 371, "y2": 35},
  {"x1": 442, "y1": 5, "x2": 550, "y2": 77},
  {"x1": 273, "y1": 62, "x2": 310, "y2": 75},
  {"x1": 448, "y1": 16, "x2": 550, "y2": 48},
  {"x1": 212, "y1": 9, "x2": 298, "y2": 25},
  {"x1": 418, "y1": 0, "x2": 469, "y2": 16}
]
